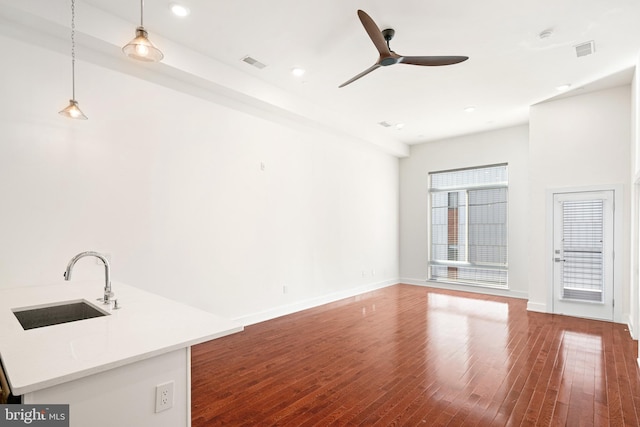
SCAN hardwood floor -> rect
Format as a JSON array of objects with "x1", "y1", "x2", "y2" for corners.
[{"x1": 191, "y1": 284, "x2": 640, "y2": 426}]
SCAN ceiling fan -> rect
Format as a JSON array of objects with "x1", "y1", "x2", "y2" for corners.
[{"x1": 339, "y1": 10, "x2": 469, "y2": 88}]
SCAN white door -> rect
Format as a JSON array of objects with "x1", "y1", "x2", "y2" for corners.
[{"x1": 552, "y1": 190, "x2": 614, "y2": 321}]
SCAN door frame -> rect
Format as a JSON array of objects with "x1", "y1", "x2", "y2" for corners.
[{"x1": 546, "y1": 184, "x2": 623, "y2": 322}]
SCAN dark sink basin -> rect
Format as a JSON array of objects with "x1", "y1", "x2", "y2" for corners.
[{"x1": 13, "y1": 300, "x2": 109, "y2": 330}]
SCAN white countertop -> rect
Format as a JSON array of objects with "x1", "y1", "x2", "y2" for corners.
[{"x1": 0, "y1": 280, "x2": 243, "y2": 395}]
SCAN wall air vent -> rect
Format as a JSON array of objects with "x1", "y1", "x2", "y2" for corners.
[
  {"x1": 241, "y1": 55, "x2": 267, "y2": 69},
  {"x1": 574, "y1": 41, "x2": 595, "y2": 58}
]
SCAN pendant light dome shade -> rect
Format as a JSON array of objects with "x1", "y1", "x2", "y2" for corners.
[
  {"x1": 59, "y1": 99, "x2": 88, "y2": 120},
  {"x1": 122, "y1": 26, "x2": 164, "y2": 62}
]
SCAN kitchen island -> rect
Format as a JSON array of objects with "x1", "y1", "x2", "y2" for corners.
[{"x1": 0, "y1": 280, "x2": 243, "y2": 427}]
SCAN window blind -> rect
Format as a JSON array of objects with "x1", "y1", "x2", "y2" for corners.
[{"x1": 561, "y1": 200, "x2": 604, "y2": 302}]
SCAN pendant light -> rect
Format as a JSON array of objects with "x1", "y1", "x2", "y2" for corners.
[
  {"x1": 59, "y1": 0, "x2": 87, "y2": 120},
  {"x1": 122, "y1": 0, "x2": 164, "y2": 62}
]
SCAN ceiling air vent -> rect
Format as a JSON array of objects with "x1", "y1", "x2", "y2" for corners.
[
  {"x1": 574, "y1": 41, "x2": 595, "y2": 58},
  {"x1": 241, "y1": 55, "x2": 267, "y2": 69},
  {"x1": 378, "y1": 121, "x2": 392, "y2": 128}
]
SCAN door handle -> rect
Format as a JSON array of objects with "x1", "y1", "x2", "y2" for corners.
[{"x1": 554, "y1": 258, "x2": 566, "y2": 262}]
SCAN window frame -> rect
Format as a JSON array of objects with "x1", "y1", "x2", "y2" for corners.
[{"x1": 427, "y1": 163, "x2": 509, "y2": 289}]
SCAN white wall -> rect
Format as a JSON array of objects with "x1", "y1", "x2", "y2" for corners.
[
  {"x1": 399, "y1": 125, "x2": 530, "y2": 299},
  {"x1": 0, "y1": 35, "x2": 399, "y2": 323},
  {"x1": 528, "y1": 85, "x2": 632, "y2": 322},
  {"x1": 632, "y1": 55, "x2": 640, "y2": 343}
]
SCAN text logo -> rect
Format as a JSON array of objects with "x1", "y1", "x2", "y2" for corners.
[{"x1": 0, "y1": 405, "x2": 69, "y2": 427}]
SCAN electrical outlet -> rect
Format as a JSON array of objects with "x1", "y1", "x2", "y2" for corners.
[{"x1": 155, "y1": 381, "x2": 174, "y2": 413}]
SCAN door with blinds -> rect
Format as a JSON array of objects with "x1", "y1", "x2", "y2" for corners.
[{"x1": 552, "y1": 190, "x2": 614, "y2": 321}]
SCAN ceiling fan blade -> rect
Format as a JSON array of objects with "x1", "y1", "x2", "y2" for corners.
[
  {"x1": 399, "y1": 55, "x2": 469, "y2": 66},
  {"x1": 357, "y1": 10, "x2": 391, "y2": 56},
  {"x1": 339, "y1": 64, "x2": 381, "y2": 88}
]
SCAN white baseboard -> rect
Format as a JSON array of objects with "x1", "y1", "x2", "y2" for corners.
[
  {"x1": 627, "y1": 314, "x2": 637, "y2": 340},
  {"x1": 233, "y1": 279, "x2": 397, "y2": 326},
  {"x1": 400, "y1": 278, "x2": 528, "y2": 300},
  {"x1": 400, "y1": 278, "x2": 430, "y2": 287},
  {"x1": 527, "y1": 301, "x2": 547, "y2": 313}
]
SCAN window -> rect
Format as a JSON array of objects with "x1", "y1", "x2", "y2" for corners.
[
  {"x1": 560, "y1": 199, "x2": 604, "y2": 301},
  {"x1": 429, "y1": 164, "x2": 508, "y2": 288}
]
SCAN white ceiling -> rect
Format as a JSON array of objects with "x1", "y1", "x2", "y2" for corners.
[{"x1": 3, "y1": 0, "x2": 640, "y2": 156}]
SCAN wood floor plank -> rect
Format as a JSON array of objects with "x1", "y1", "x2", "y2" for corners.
[{"x1": 191, "y1": 284, "x2": 640, "y2": 426}]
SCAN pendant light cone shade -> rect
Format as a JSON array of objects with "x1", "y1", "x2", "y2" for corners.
[
  {"x1": 59, "y1": 0, "x2": 87, "y2": 120},
  {"x1": 122, "y1": 0, "x2": 163, "y2": 62},
  {"x1": 59, "y1": 99, "x2": 88, "y2": 120},
  {"x1": 122, "y1": 26, "x2": 164, "y2": 62}
]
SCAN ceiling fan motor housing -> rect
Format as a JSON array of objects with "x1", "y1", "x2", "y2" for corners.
[{"x1": 380, "y1": 57, "x2": 398, "y2": 66}]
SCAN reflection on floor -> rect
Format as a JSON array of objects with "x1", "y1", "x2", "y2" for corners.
[{"x1": 192, "y1": 284, "x2": 640, "y2": 426}]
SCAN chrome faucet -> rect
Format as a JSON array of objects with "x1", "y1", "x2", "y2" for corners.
[{"x1": 64, "y1": 251, "x2": 114, "y2": 304}]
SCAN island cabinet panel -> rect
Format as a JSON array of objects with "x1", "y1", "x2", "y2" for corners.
[{"x1": 23, "y1": 348, "x2": 190, "y2": 427}]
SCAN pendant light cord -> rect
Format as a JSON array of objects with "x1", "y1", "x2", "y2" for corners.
[
  {"x1": 71, "y1": 0, "x2": 77, "y2": 101},
  {"x1": 140, "y1": 0, "x2": 144, "y2": 27}
]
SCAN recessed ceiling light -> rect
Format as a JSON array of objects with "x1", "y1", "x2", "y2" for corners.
[
  {"x1": 464, "y1": 106, "x2": 476, "y2": 113},
  {"x1": 170, "y1": 3, "x2": 190, "y2": 17},
  {"x1": 291, "y1": 67, "x2": 306, "y2": 77},
  {"x1": 556, "y1": 84, "x2": 571, "y2": 92},
  {"x1": 395, "y1": 123, "x2": 405, "y2": 130}
]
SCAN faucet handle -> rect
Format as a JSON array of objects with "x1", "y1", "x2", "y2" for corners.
[
  {"x1": 103, "y1": 291, "x2": 114, "y2": 304},
  {"x1": 98, "y1": 291, "x2": 115, "y2": 305}
]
